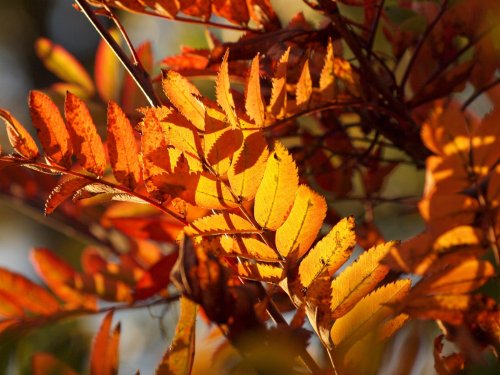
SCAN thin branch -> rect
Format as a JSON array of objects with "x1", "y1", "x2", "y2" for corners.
[
  {"x1": 366, "y1": 0, "x2": 386, "y2": 56},
  {"x1": 74, "y1": 0, "x2": 161, "y2": 107}
]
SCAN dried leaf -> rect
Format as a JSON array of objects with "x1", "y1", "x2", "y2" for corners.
[
  {"x1": 254, "y1": 142, "x2": 298, "y2": 230},
  {"x1": 268, "y1": 47, "x2": 290, "y2": 119},
  {"x1": 107, "y1": 101, "x2": 141, "y2": 189},
  {"x1": 275, "y1": 185, "x2": 327, "y2": 259},
  {"x1": 162, "y1": 70, "x2": 205, "y2": 131},
  {"x1": 0, "y1": 109, "x2": 39, "y2": 159},
  {"x1": 29, "y1": 91, "x2": 73, "y2": 168},
  {"x1": 155, "y1": 297, "x2": 197, "y2": 375},
  {"x1": 90, "y1": 311, "x2": 120, "y2": 375},
  {"x1": 215, "y1": 50, "x2": 239, "y2": 129},
  {"x1": 64, "y1": 92, "x2": 106, "y2": 176},
  {"x1": 245, "y1": 54, "x2": 265, "y2": 127},
  {"x1": 330, "y1": 242, "x2": 393, "y2": 319}
]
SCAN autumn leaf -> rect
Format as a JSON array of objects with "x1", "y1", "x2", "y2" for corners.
[
  {"x1": 45, "y1": 175, "x2": 92, "y2": 215},
  {"x1": 72, "y1": 273, "x2": 132, "y2": 303},
  {"x1": 220, "y1": 235, "x2": 279, "y2": 261},
  {"x1": 329, "y1": 242, "x2": 394, "y2": 319},
  {"x1": 182, "y1": 172, "x2": 240, "y2": 209},
  {"x1": 29, "y1": 91, "x2": 73, "y2": 168},
  {"x1": 296, "y1": 59, "x2": 312, "y2": 108},
  {"x1": 162, "y1": 70, "x2": 206, "y2": 131},
  {"x1": 245, "y1": 54, "x2": 265, "y2": 127},
  {"x1": 0, "y1": 109, "x2": 39, "y2": 159},
  {"x1": 254, "y1": 141, "x2": 298, "y2": 230},
  {"x1": 234, "y1": 260, "x2": 285, "y2": 283},
  {"x1": 268, "y1": 47, "x2": 290, "y2": 119},
  {"x1": 156, "y1": 297, "x2": 197, "y2": 375},
  {"x1": 186, "y1": 212, "x2": 258, "y2": 237},
  {"x1": 64, "y1": 92, "x2": 106, "y2": 176},
  {"x1": 107, "y1": 100, "x2": 141, "y2": 189},
  {"x1": 32, "y1": 352, "x2": 78, "y2": 375},
  {"x1": 275, "y1": 185, "x2": 327, "y2": 259},
  {"x1": 94, "y1": 28, "x2": 122, "y2": 102},
  {"x1": 90, "y1": 311, "x2": 120, "y2": 375},
  {"x1": 215, "y1": 50, "x2": 239, "y2": 129},
  {"x1": 319, "y1": 40, "x2": 335, "y2": 100}
]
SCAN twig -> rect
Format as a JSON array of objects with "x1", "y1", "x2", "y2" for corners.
[{"x1": 366, "y1": 0, "x2": 386, "y2": 55}]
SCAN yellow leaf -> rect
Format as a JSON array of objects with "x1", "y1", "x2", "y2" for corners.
[
  {"x1": 107, "y1": 101, "x2": 141, "y2": 190},
  {"x1": 330, "y1": 279, "x2": 411, "y2": 347},
  {"x1": 0, "y1": 109, "x2": 39, "y2": 159},
  {"x1": 183, "y1": 172, "x2": 239, "y2": 209},
  {"x1": 330, "y1": 242, "x2": 394, "y2": 319},
  {"x1": 254, "y1": 141, "x2": 298, "y2": 230},
  {"x1": 319, "y1": 40, "x2": 334, "y2": 100},
  {"x1": 244, "y1": 54, "x2": 265, "y2": 127},
  {"x1": 215, "y1": 50, "x2": 239, "y2": 129},
  {"x1": 268, "y1": 47, "x2": 290, "y2": 119},
  {"x1": 220, "y1": 236, "x2": 279, "y2": 262},
  {"x1": 433, "y1": 225, "x2": 483, "y2": 252},
  {"x1": 64, "y1": 92, "x2": 106, "y2": 176},
  {"x1": 276, "y1": 185, "x2": 327, "y2": 259},
  {"x1": 296, "y1": 59, "x2": 312, "y2": 108},
  {"x1": 234, "y1": 260, "x2": 285, "y2": 283},
  {"x1": 186, "y1": 212, "x2": 258, "y2": 237},
  {"x1": 228, "y1": 130, "x2": 269, "y2": 201},
  {"x1": 156, "y1": 297, "x2": 197, "y2": 375},
  {"x1": 298, "y1": 216, "x2": 356, "y2": 289},
  {"x1": 162, "y1": 70, "x2": 205, "y2": 131}
]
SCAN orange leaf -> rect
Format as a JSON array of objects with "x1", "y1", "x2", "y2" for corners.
[
  {"x1": 215, "y1": 50, "x2": 239, "y2": 129},
  {"x1": 162, "y1": 70, "x2": 205, "y2": 131},
  {"x1": 30, "y1": 248, "x2": 97, "y2": 310},
  {"x1": 219, "y1": 235, "x2": 279, "y2": 261},
  {"x1": 296, "y1": 59, "x2": 312, "y2": 108},
  {"x1": 254, "y1": 141, "x2": 298, "y2": 230},
  {"x1": 319, "y1": 40, "x2": 334, "y2": 100},
  {"x1": 155, "y1": 296, "x2": 197, "y2": 375},
  {"x1": 90, "y1": 311, "x2": 121, "y2": 375},
  {"x1": 29, "y1": 91, "x2": 73, "y2": 167},
  {"x1": 0, "y1": 109, "x2": 39, "y2": 159},
  {"x1": 64, "y1": 92, "x2": 106, "y2": 176},
  {"x1": 245, "y1": 54, "x2": 265, "y2": 127},
  {"x1": 107, "y1": 101, "x2": 141, "y2": 189},
  {"x1": 72, "y1": 273, "x2": 132, "y2": 303},
  {"x1": 329, "y1": 242, "x2": 393, "y2": 319},
  {"x1": 275, "y1": 185, "x2": 327, "y2": 259},
  {"x1": 0, "y1": 268, "x2": 59, "y2": 315},
  {"x1": 45, "y1": 175, "x2": 91, "y2": 215},
  {"x1": 213, "y1": 0, "x2": 250, "y2": 25},
  {"x1": 0, "y1": 290, "x2": 24, "y2": 317},
  {"x1": 228, "y1": 130, "x2": 269, "y2": 201},
  {"x1": 268, "y1": 48, "x2": 290, "y2": 119},
  {"x1": 94, "y1": 28, "x2": 122, "y2": 102},
  {"x1": 32, "y1": 352, "x2": 78, "y2": 375}
]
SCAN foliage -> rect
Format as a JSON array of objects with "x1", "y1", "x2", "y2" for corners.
[{"x1": 0, "y1": 0, "x2": 499, "y2": 374}]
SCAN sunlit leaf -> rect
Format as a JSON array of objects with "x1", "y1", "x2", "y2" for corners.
[
  {"x1": 0, "y1": 109, "x2": 39, "y2": 159},
  {"x1": 94, "y1": 28, "x2": 122, "y2": 102},
  {"x1": 186, "y1": 212, "x2": 258, "y2": 237},
  {"x1": 296, "y1": 59, "x2": 312, "y2": 108},
  {"x1": 234, "y1": 260, "x2": 285, "y2": 283},
  {"x1": 90, "y1": 311, "x2": 120, "y2": 375},
  {"x1": 245, "y1": 54, "x2": 265, "y2": 127},
  {"x1": 268, "y1": 47, "x2": 290, "y2": 119},
  {"x1": 215, "y1": 50, "x2": 239, "y2": 129},
  {"x1": 45, "y1": 175, "x2": 91, "y2": 215}
]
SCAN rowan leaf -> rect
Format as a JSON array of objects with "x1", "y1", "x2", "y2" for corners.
[
  {"x1": 31, "y1": 248, "x2": 97, "y2": 309},
  {"x1": 186, "y1": 212, "x2": 258, "y2": 237},
  {"x1": 0, "y1": 109, "x2": 39, "y2": 159},
  {"x1": 90, "y1": 311, "x2": 120, "y2": 375},
  {"x1": 215, "y1": 50, "x2": 239, "y2": 129},
  {"x1": 182, "y1": 172, "x2": 239, "y2": 209},
  {"x1": 162, "y1": 70, "x2": 206, "y2": 131},
  {"x1": 94, "y1": 28, "x2": 122, "y2": 102},
  {"x1": 228, "y1": 130, "x2": 269, "y2": 201},
  {"x1": 330, "y1": 280, "x2": 411, "y2": 347},
  {"x1": 29, "y1": 91, "x2": 73, "y2": 168},
  {"x1": 45, "y1": 175, "x2": 92, "y2": 215},
  {"x1": 0, "y1": 268, "x2": 59, "y2": 315},
  {"x1": 245, "y1": 54, "x2": 265, "y2": 127},
  {"x1": 433, "y1": 225, "x2": 483, "y2": 252},
  {"x1": 219, "y1": 236, "x2": 279, "y2": 261},
  {"x1": 330, "y1": 242, "x2": 394, "y2": 319},
  {"x1": 71, "y1": 273, "x2": 132, "y2": 303},
  {"x1": 234, "y1": 260, "x2": 285, "y2": 283},
  {"x1": 254, "y1": 141, "x2": 298, "y2": 230},
  {"x1": 35, "y1": 38, "x2": 94, "y2": 96},
  {"x1": 64, "y1": 92, "x2": 106, "y2": 176},
  {"x1": 319, "y1": 40, "x2": 334, "y2": 100},
  {"x1": 296, "y1": 59, "x2": 312, "y2": 108},
  {"x1": 275, "y1": 185, "x2": 327, "y2": 259},
  {"x1": 298, "y1": 216, "x2": 356, "y2": 289},
  {"x1": 107, "y1": 100, "x2": 141, "y2": 189},
  {"x1": 268, "y1": 47, "x2": 290, "y2": 119},
  {"x1": 155, "y1": 296, "x2": 197, "y2": 375},
  {"x1": 32, "y1": 352, "x2": 78, "y2": 375}
]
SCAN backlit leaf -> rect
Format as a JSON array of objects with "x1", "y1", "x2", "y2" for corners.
[
  {"x1": 45, "y1": 175, "x2": 91, "y2": 215},
  {"x1": 296, "y1": 59, "x2": 312, "y2": 108},
  {"x1": 35, "y1": 38, "x2": 94, "y2": 96},
  {"x1": 228, "y1": 130, "x2": 269, "y2": 201},
  {"x1": 268, "y1": 47, "x2": 290, "y2": 119},
  {"x1": 94, "y1": 28, "x2": 122, "y2": 102},
  {"x1": 186, "y1": 212, "x2": 258, "y2": 237},
  {"x1": 90, "y1": 311, "x2": 120, "y2": 375},
  {"x1": 234, "y1": 260, "x2": 285, "y2": 283},
  {"x1": 162, "y1": 70, "x2": 205, "y2": 131},
  {"x1": 254, "y1": 141, "x2": 298, "y2": 230},
  {"x1": 29, "y1": 91, "x2": 73, "y2": 168},
  {"x1": 107, "y1": 100, "x2": 141, "y2": 189},
  {"x1": 245, "y1": 54, "x2": 265, "y2": 127},
  {"x1": 319, "y1": 40, "x2": 334, "y2": 100},
  {"x1": 155, "y1": 297, "x2": 197, "y2": 375},
  {"x1": 298, "y1": 216, "x2": 356, "y2": 289},
  {"x1": 330, "y1": 242, "x2": 394, "y2": 319},
  {"x1": 433, "y1": 225, "x2": 483, "y2": 252},
  {"x1": 182, "y1": 172, "x2": 239, "y2": 209},
  {"x1": 275, "y1": 185, "x2": 327, "y2": 259},
  {"x1": 72, "y1": 273, "x2": 132, "y2": 303},
  {"x1": 0, "y1": 109, "x2": 39, "y2": 159},
  {"x1": 219, "y1": 236, "x2": 279, "y2": 261},
  {"x1": 215, "y1": 50, "x2": 239, "y2": 129},
  {"x1": 64, "y1": 92, "x2": 106, "y2": 176}
]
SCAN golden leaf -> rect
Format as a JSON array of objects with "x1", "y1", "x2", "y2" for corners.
[
  {"x1": 268, "y1": 47, "x2": 290, "y2": 119},
  {"x1": 234, "y1": 260, "x2": 285, "y2": 283},
  {"x1": 219, "y1": 235, "x2": 279, "y2": 261},
  {"x1": 186, "y1": 212, "x2": 258, "y2": 237},
  {"x1": 319, "y1": 40, "x2": 334, "y2": 100},
  {"x1": 244, "y1": 54, "x2": 265, "y2": 127},
  {"x1": 215, "y1": 50, "x2": 239, "y2": 129},
  {"x1": 296, "y1": 59, "x2": 312, "y2": 109}
]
